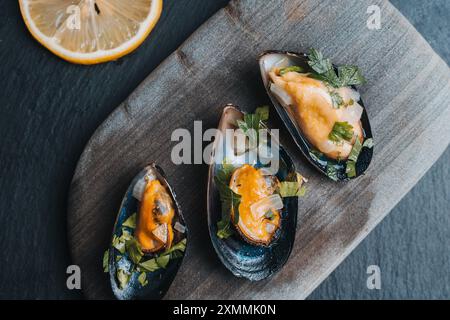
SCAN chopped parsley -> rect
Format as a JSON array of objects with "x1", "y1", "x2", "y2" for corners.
[
  {"x1": 307, "y1": 48, "x2": 366, "y2": 88},
  {"x1": 255, "y1": 105, "x2": 270, "y2": 121},
  {"x1": 363, "y1": 138, "x2": 374, "y2": 148},
  {"x1": 117, "y1": 269, "x2": 131, "y2": 290},
  {"x1": 138, "y1": 272, "x2": 148, "y2": 286},
  {"x1": 279, "y1": 178, "x2": 306, "y2": 197},
  {"x1": 103, "y1": 250, "x2": 109, "y2": 272},
  {"x1": 346, "y1": 161, "x2": 357, "y2": 178},
  {"x1": 326, "y1": 164, "x2": 339, "y2": 181},
  {"x1": 216, "y1": 219, "x2": 235, "y2": 239},
  {"x1": 329, "y1": 121, "x2": 354, "y2": 143},
  {"x1": 214, "y1": 163, "x2": 241, "y2": 239},
  {"x1": 106, "y1": 204, "x2": 187, "y2": 290},
  {"x1": 346, "y1": 138, "x2": 374, "y2": 178},
  {"x1": 126, "y1": 237, "x2": 143, "y2": 264},
  {"x1": 236, "y1": 106, "x2": 269, "y2": 147},
  {"x1": 138, "y1": 238, "x2": 187, "y2": 273},
  {"x1": 122, "y1": 213, "x2": 136, "y2": 228},
  {"x1": 348, "y1": 138, "x2": 363, "y2": 162},
  {"x1": 138, "y1": 259, "x2": 159, "y2": 273},
  {"x1": 308, "y1": 48, "x2": 333, "y2": 74}
]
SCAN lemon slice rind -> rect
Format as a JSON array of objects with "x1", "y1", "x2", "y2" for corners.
[{"x1": 19, "y1": 0, "x2": 163, "y2": 64}]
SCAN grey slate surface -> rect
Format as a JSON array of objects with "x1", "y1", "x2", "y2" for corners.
[{"x1": 0, "y1": 0, "x2": 448, "y2": 299}]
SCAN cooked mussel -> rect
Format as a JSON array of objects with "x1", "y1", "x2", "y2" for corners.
[
  {"x1": 207, "y1": 105, "x2": 304, "y2": 280},
  {"x1": 259, "y1": 49, "x2": 374, "y2": 181},
  {"x1": 104, "y1": 164, "x2": 188, "y2": 300},
  {"x1": 229, "y1": 164, "x2": 282, "y2": 246}
]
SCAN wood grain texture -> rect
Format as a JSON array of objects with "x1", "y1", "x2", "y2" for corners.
[{"x1": 68, "y1": 0, "x2": 450, "y2": 299}]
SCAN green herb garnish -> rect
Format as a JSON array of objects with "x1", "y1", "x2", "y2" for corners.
[
  {"x1": 168, "y1": 250, "x2": 183, "y2": 260},
  {"x1": 348, "y1": 138, "x2": 363, "y2": 162},
  {"x1": 307, "y1": 48, "x2": 366, "y2": 88},
  {"x1": 214, "y1": 164, "x2": 241, "y2": 239},
  {"x1": 236, "y1": 106, "x2": 269, "y2": 147},
  {"x1": 215, "y1": 161, "x2": 235, "y2": 184},
  {"x1": 278, "y1": 172, "x2": 307, "y2": 197},
  {"x1": 363, "y1": 138, "x2": 374, "y2": 149},
  {"x1": 329, "y1": 121, "x2": 354, "y2": 143},
  {"x1": 117, "y1": 269, "x2": 130, "y2": 290},
  {"x1": 139, "y1": 259, "x2": 159, "y2": 272},
  {"x1": 308, "y1": 48, "x2": 333, "y2": 74},
  {"x1": 236, "y1": 115, "x2": 261, "y2": 147},
  {"x1": 126, "y1": 237, "x2": 144, "y2": 264},
  {"x1": 120, "y1": 229, "x2": 133, "y2": 241},
  {"x1": 112, "y1": 229, "x2": 133, "y2": 254},
  {"x1": 215, "y1": 171, "x2": 241, "y2": 217},
  {"x1": 107, "y1": 220, "x2": 187, "y2": 287},
  {"x1": 166, "y1": 238, "x2": 187, "y2": 254},
  {"x1": 326, "y1": 164, "x2": 339, "y2": 181},
  {"x1": 138, "y1": 239, "x2": 187, "y2": 272},
  {"x1": 279, "y1": 182, "x2": 306, "y2": 197},
  {"x1": 216, "y1": 220, "x2": 235, "y2": 239},
  {"x1": 255, "y1": 105, "x2": 270, "y2": 121},
  {"x1": 346, "y1": 161, "x2": 357, "y2": 178},
  {"x1": 138, "y1": 272, "x2": 148, "y2": 287},
  {"x1": 236, "y1": 113, "x2": 262, "y2": 136},
  {"x1": 345, "y1": 137, "x2": 373, "y2": 178},
  {"x1": 112, "y1": 235, "x2": 126, "y2": 254},
  {"x1": 279, "y1": 65, "x2": 304, "y2": 75},
  {"x1": 122, "y1": 213, "x2": 136, "y2": 229},
  {"x1": 155, "y1": 255, "x2": 170, "y2": 268},
  {"x1": 337, "y1": 65, "x2": 366, "y2": 87},
  {"x1": 103, "y1": 250, "x2": 109, "y2": 273}
]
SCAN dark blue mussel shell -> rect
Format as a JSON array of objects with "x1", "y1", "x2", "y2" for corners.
[
  {"x1": 259, "y1": 51, "x2": 373, "y2": 181},
  {"x1": 207, "y1": 105, "x2": 298, "y2": 281},
  {"x1": 108, "y1": 164, "x2": 188, "y2": 300}
]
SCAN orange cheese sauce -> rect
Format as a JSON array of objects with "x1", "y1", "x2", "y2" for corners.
[
  {"x1": 135, "y1": 179, "x2": 174, "y2": 253},
  {"x1": 269, "y1": 70, "x2": 362, "y2": 159},
  {"x1": 229, "y1": 165, "x2": 280, "y2": 245}
]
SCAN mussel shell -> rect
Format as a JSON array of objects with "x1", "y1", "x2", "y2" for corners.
[
  {"x1": 108, "y1": 164, "x2": 188, "y2": 300},
  {"x1": 207, "y1": 105, "x2": 298, "y2": 281},
  {"x1": 259, "y1": 51, "x2": 373, "y2": 181}
]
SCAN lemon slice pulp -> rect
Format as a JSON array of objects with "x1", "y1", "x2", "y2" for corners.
[{"x1": 19, "y1": 0, "x2": 163, "y2": 64}]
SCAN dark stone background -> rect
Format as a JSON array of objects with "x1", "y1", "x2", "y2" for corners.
[{"x1": 0, "y1": 0, "x2": 448, "y2": 299}]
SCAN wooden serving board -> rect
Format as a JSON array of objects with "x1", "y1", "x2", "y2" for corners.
[{"x1": 68, "y1": 0, "x2": 450, "y2": 299}]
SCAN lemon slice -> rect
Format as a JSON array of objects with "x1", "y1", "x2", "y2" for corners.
[{"x1": 19, "y1": 0, "x2": 163, "y2": 64}]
